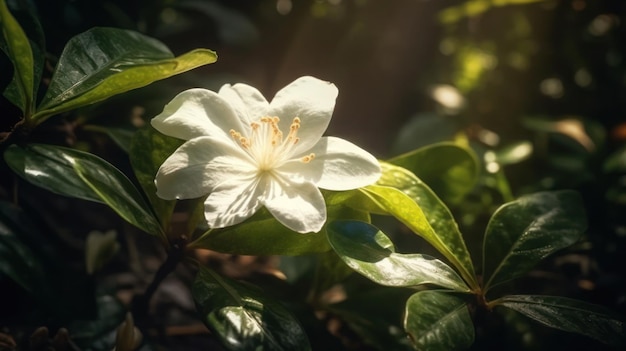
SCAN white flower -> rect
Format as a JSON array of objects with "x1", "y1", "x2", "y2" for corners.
[{"x1": 152, "y1": 76, "x2": 381, "y2": 233}]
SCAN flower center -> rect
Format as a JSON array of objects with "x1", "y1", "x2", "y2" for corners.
[{"x1": 229, "y1": 116, "x2": 315, "y2": 171}]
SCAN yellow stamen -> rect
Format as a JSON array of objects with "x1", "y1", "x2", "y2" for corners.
[{"x1": 301, "y1": 153, "x2": 315, "y2": 163}]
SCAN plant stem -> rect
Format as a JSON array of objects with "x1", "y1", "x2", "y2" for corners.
[{"x1": 132, "y1": 236, "x2": 187, "y2": 328}]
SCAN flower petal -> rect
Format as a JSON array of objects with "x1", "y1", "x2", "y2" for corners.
[
  {"x1": 218, "y1": 83, "x2": 270, "y2": 128},
  {"x1": 261, "y1": 175, "x2": 326, "y2": 233},
  {"x1": 267, "y1": 76, "x2": 338, "y2": 155},
  {"x1": 155, "y1": 136, "x2": 255, "y2": 200},
  {"x1": 204, "y1": 176, "x2": 265, "y2": 229},
  {"x1": 279, "y1": 136, "x2": 381, "y2": 191},
  {"x1": 151, "y1": 88, "x2": 245, "y2": 141}
]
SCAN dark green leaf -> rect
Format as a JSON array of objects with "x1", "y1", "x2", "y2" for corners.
[
  {"x1": 0, "y1": 0, "x2": 34, "y2": 114},
  {"x1": 0, "y1": 201, "x2": 96, "y2": 321},
  {"x1": 482, "y1": 190, "x2": 586, "y2": 293},
  {"x1": 129, "y1": 125, "x2": 182, "y2": 230},
  {"x1": 191, "y1": 205, "x2": 368, "y2": 256},
  {"x1": 389, "y1": 142, "x2": 479, "y2": 204},
  {"x1": 0, "y1": 202, "x2": 49, "y2": 296},
  {"x1": 404, "y1": 290, "x2": 474, "y2": 351},
  {"x1": 327, "y1": 220, "x2": 470, "y2": 292},
  {"x1": 69, "y1": 295, "x2": 126, "y2": 350},
  {"x1": 193, "y1": 266, "x2": 310, "y2": 351},
  {"x1": 4, "y1": 144, "x2": 163, "y2": 236},
  {"x1": 351, "y1": 162, "x2": 478, "y2": 289},
  {"x1": 494, "y1": 295, "x2": 626, "y2": 348},
  {"x1": 329, "y1": 287, "x2": 414, "y2": 351},
  {"x1": 33, "y1": 27, "x2": 217, "y2": 123}
]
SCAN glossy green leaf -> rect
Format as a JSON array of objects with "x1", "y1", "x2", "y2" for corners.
[
  {"x1": 33, "y1": 27, "x2": 217, "y2": 123},
  {"x1": 5, "y1": 144, "x2": 100, "y2": 202},
  {"x1": 191, "y1": 205, "x2": 368, "y2": 256},
  {"x1": 129, "y1": 125, "x2": 183, "y2": 230},
  {"x1": 494, "y1": 295, "x2": 626, "y2": 348},
  {"x1": 4, "y1": 144, "x2": 163, "y2": 236},
  {"x1": 193, "y1": 266, "x2": 311, "y2": 351},
  {"x1": 329, "y1": 287, "x2": 414, "y2": 351},
  {"x1": 482, "y1": 191, "x2": 586, "y2": 293},
  {"x1": 351, "y1": 162, "x2": 478, "y2": 289},
  {"x1": 404, "y1": 290, "x2": 474, "y2": 351},
  {"x1": 0, "y1": 201, "x2": 49, "y2": 296},
  {"x1": 389, "y1": 142, "x2": 479, "y2": 204},
  {"x1": 72, "y1": 158, "x2": 163, "y2": 236},
  {"x1": 0, "y1": 0, "x2": 34, "y2": 114},
  {"x1": 327, "y1": 220, "x2": 470, "y2": 292}
]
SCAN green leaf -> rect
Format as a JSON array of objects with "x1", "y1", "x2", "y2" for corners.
[
  {"x1": 495, "y1": 141, "x2": 533, "y2": 166},
  {"x1": 33, "y1": 27, "x2": 217, "y2": 123},
  {"x1": 129, "y1": 125, "x2": 183, "y2": 230},
  {"x1": 0, "y1": 201, "x2": 49, "y2": 296},
  {"x1": 4, "y1": 144, "x2": 163, "y2": 236},
  {"x1": 404, "y1": 290, "x2": 474, "y2": 351},
  {"x1": 329, "y1": 287, "x2": 414, "y2": 351},
  {"x1": 327, "y1": 220, "x2": 470, "y2": 292},
  {"x1": 389, "y1": 142, "x2": 479, "y2": 204},
  {"x1": 482, "y1": 190, "x2": 587, "y2": 293},
  {"x1": 351, "y1": 162, "x2": 478, "y2": 289},
  {"x1": 494, "y1": 295, "x2": 626, "y2": 348},
  {"x1": 192, "y1": 266, "x2": 311, "y2": 351},
  {"x1": 0, "y1": 0, "x2": 34, "y2": 114},
  {"x1": 191, "y1": 205, "x2": 368, "y2": 256}
]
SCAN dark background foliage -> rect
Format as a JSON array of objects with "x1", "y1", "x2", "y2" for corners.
[{"x1": 1, "y1": 0, "x2": 626, "y2": 350}]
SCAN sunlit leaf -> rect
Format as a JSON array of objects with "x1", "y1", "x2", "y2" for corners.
[
  {"x1": 351, "y1": 162, "x2": 478, "y2": 289},
  {"x1": 192, "y1": 266, "x2": 311, "y2": 351},
  {"x1": 129, "y1": 125, "x2": 183, "y2": 230},
  {"x1": 4, "y1": 144, "x2": 163, "y2": 236},
  {"x1": 33, "y1": 27, "x2": 217, "y2": 123},
  {"x1": 482, "y1": 191, "x2": 586, "y2": 293},
  {"x1": 495, "y1": 141, "x2": 533, "y2": 165},
  {"x1": 327, "y1": 220, "x2": 470, "y2": 292},
  {"x1": 389, "y1": 142, "x2": 479, "y2": 203},
  {"x1": 191, "y1": 206, "x2": 368, "y2": 256},
  {"x1": 404, "y1": 290, "x2": 474, "y2": 351},
  {"x1": 438, "y1": 0, "x2": 545, "y2": 24},
  {"x1": 494, "y1": 295, "x2": 626, "y2": 348},
  {"x1": 0, "y1": 0, "x2": 34, "y2": 114}
]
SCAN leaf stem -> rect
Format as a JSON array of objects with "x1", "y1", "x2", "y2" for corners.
[{"x1": 131, "y1": 235, "x2": 188, "y2": 327}]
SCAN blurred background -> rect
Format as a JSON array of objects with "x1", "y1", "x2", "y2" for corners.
[{"x1": 2, "y1": 0, "x2": 626, "y2": 350}]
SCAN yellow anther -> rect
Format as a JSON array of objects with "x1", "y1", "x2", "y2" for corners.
[
  {"x1": 301, "y1": 153, "x2": 315, "y2": 163},
  {"x1": 251, "y1": 122, "x2": 260, "y2": 130}
]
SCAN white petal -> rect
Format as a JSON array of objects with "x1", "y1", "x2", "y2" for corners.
[
  {"x1": 155, "y1": 136, "x2": 255, "y2": 200},
  {"x1": 278, "y1": 136, "x2": 381, "y2": 191},
  {"x1": 261, "y1": 175, "x2": 326, "y2": 233},
  {"x1": 151, "y1": 88, "x2": 245, "y2": 141},
  {"x1": 204, "y1": 176, "x2": 265, "y2": 229},
  {"x1": 267, "y1": 76, "x2": 338, "y2": 155},
  {"x1": 218, "y1": 83, "x2": 270, "y2": 128}
]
